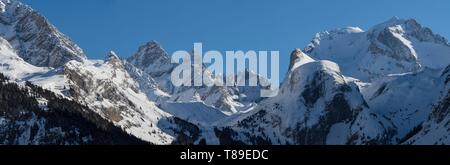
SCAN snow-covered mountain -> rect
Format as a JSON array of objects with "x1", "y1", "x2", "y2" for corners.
[
  {"x1": 304, "y1": 17, "x2": 450, "y2": 81},
  {"x1": 0, "y1": 0, "x2": 449, "y2": 145},
  {"x1": 127, "y1": 41, "x2": 176, "y2": 94},
  {"x1": 214, "y1": 53, "x2": 394, "y2": 145},
  {"x1": 0, "y1": 0, "x2": 86, "y2": 68},
  {"x1": 0, "y1": 0, "x2": 202, "y2": 145},
  {"x1": 127, "y1": 41, "x2": 252, "y2": 115},
  {"x1": 288, "y1": 48, "x2": 315, "y2": 72},
  {"x1": 213, "y1": 18, "x2": 450, "y2": 145},
  {"x1": 406, "y1": 65, "x2": 450, "y2": 144}
]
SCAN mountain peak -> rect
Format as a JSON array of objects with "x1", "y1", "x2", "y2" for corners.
[
  {"x1": 144, "y1": 40, "x2": 161, "y2": 48},
  {"x1": 331, "y1": 27, "x2": 365, "y2": 34},
  {"x1": 369, "y1": 17, "x2": 423, "y2": 35},
  {"x1": 0, "y1": 0, "x2": 86, "y2": 68},
  {"x1": 289, "y1": 48, "x2": 314, "y2": 71},
  {"x1": 0, "y1": 1, "x2": 6, "y2": 13},
  {"x1": 105, "y1": 51, "x2": 124, "y2": 69},
  {"x1": 127, "y1": 41, "x2": 175, "y2": 78},
  {"x1": 131, "y1": 40, "x2": 168, "y2": 61},
  {"x1": 107, "y1": 51, "x2": 120, "y2": 60},
  {"x1": 289, "y1": 49, "x2": 304, "y2": 70}
]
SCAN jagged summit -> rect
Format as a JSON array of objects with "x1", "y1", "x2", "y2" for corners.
[
  {"x1": 370, "y1": 17, "x2": 417, "y2": 32},
  {"x1": 288, "y1": 48, "x2": 314, "y2": 71},
  {"x1": 369, "y1": 18, "x2": 449, "y2": 46},
  {"x1": 106, "y1": 51, "x2": 120, "y2": 61},
  {"x1": 288, "y1": 48, "x2": 303, "y2": 70},
  {"x1": 132, "y1": 40, "x2": 167, "y2": 59},
  {"x1": 0, "y1": 0, "x2": 86, "y2": 68},
  {"x1": 127, "y1": 41, "x2": 174, "y2": 78}
]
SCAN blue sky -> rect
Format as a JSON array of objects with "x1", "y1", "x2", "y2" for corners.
[{"x1": 21, "y1": 0, "x2": 450, "y2": 77}]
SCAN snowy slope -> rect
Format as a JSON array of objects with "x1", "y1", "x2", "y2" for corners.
[
  {"x1": 124, "y1": 60, "x2": 171, "y2": 103},
  {"x1": 0, "y1": 0, "x2": 82, "y2": 97},
  {"x1": 0, "y1": 36, "x2": 70, "y2": 96},
  {"x1": 289, "y1": 48, "x2": 315, "y2": 71},
  {"x1": 362, "y1": 68, "x2": 445, "y2": 143},
  {"x1": 161, "y1": 101, "x2": 227, "y2": 126},
  {"x1": 0, "y1": 36, "x2": 47, "y2": 80},
  {"x1": 63, "y1": 52, "x2": 178, "y2": 144},
  {"x1": 305, "y1": 17, "x2": 450, "y2": 81},
  {"x1": 127, "y1": 41, "x2": 176, "y2": 93},
  {"x1": 0, "y1": 73, "x2": 147, "y2": 145},
  {"x1": 406, "y1": 65, "x2": 450, "y2": 144}
]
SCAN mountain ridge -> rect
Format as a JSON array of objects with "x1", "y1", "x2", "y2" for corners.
[{"x1": 0, "y1": 0, "x2": 449, "y2": 145}]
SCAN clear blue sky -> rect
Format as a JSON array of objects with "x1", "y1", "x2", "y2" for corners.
[{"x1": 21, "y1": 0, "x2": 450, "y2": 77}]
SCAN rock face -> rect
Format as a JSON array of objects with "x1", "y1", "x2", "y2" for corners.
[
  {"x1": 0, "y1": 0, "x2": 86, "y2": 68},
  {"x1": 300, "y1": 17, "x2": 450, "y2": 144},
  {"x1": 234, "y1": 70, "x2": 271, "y2": 103},
  {"x1": 289, "y1": 49, "x2": 303, "y2": 70},
  {"x1": 361, "y1": 68, "x2": 444, "y2": 143},
  {"x1": 304, "y1": 17, "x2": 450, "y2": 81},
  {"x1": 127, "y1": 41, "x2": 176, "y2": 93}
]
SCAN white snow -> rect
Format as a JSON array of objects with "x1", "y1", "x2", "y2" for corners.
[
  {"x1": 290, "y1": 52, "x2": 315, "y2": 71},
  {"x1": 0, "y1": 37, "x2": 48, "y2": 80},
  {"x1": 64, "y1": 58, "x2": 177, "y2": 144},
  {"x1": 161, "y1": 101, "x2": 227, "y2": 126},
  {"x1": 2, "y1": 11, "x2": 450, "y2": 145},
  {"x1": 326, "y1": 122, "x2": 350, "y2": 145}
]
